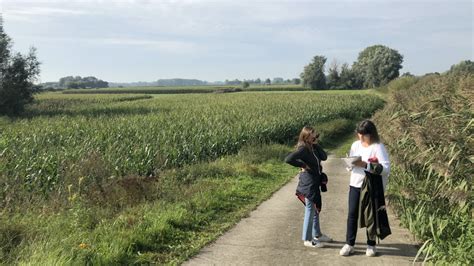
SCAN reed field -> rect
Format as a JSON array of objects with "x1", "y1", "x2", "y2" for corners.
[{"x1": 373, "y1": 73, "x2": 473, "y2": 264}]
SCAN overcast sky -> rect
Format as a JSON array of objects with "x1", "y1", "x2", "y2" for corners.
[{"x1": 1, "y1": 0, "x2": 472, "y2": 83}]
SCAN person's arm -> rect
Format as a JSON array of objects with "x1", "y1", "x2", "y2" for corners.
[
  {"x1": 376, "y1": 143, "x2": 390, "y2": 177},
  {"x1": 284, "y1": 146, "x2": 308, "y2": 169}
]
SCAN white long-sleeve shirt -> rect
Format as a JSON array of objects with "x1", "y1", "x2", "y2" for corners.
[{"x1": 349, "y1": 140, "x2": 390, "y2": 190}]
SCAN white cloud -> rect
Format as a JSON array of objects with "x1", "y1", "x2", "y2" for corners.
[
  {"x1": 99, "y1": 37, "x2": 199, "y2": 53},
  {"x1": 9, "y1": 6, "x2": 87, "y2": 16},
  {"x1": 16, "y1": 34, "x2": 200, "y2": 54}
]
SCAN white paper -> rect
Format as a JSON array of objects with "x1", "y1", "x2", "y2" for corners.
[{"x1": 341, "y1": 156, "x2": 362, "y2": 168}]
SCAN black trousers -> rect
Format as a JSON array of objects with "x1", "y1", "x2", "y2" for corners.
[{"x1": 346, "y1": 186, "x2": 376, "y2": 246}]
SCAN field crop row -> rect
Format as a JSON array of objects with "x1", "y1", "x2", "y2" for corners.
[{"x1": 0, "y1": 92, "x2": 384, "y2": 205}]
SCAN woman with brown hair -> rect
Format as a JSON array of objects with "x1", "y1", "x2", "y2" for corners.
[{"x1": 285, "y1": 126, "x2": 332, "y2": 248}]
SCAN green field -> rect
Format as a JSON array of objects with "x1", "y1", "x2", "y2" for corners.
[
  {"x1": 0, "y1": 90, "x2": 384, "y2": 264},
  {"x1": 1, "y1": 91, "x2": 383, "y2": 203},
  {"x1": 5, "y1": 79, "x2": 471, "y2": 264}
]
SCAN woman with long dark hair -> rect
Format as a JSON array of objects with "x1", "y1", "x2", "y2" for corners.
[
  {"x1": 285, "y1": 126, "x2": 332, "y2": 248},
  {"x1": 339, "y1": 120, "x2": 390, "y2": 257}
]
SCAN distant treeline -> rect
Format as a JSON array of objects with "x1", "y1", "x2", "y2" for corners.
[
  {"x1": 62, "y1": 85, "x2": 310, "y2": 95},
  {"x1": 156, "y1": 78, "x2": 206, "y2": 86},
  {"x1": 59, "y1": 76, "x2": 109, "y2": 89},
  {"x1": 44, "y1": 77, "x2": 301, "y2": 90},
  {"x1": 63, "y1": 88, "x2": 218, "y2": 95},
  {"x1": 42, "y1": 76, "x2": 109, "y2": 90}
]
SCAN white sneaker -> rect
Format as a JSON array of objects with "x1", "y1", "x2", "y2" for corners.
[
  {"x1": 304, "y1": 240, "x2": 324, "y2": 248},
  {"x1": 339, "y1": 244, "x2": 354, "y2": 256},
  {"x1": 366, "y1": 245, "x2": 376, "y2": 257},
  {"x1": 315, "y1": 234, "x2": 333, "y2": 242}
]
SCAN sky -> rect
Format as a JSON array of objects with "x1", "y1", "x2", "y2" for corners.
[{"x1": 0, "y1": 0, "x2": 472, "y2": 83}]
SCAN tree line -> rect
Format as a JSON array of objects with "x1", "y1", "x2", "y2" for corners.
[
  {"x1": 58, "y1": 76, "x2": 109, "y2": 89},
  {"x1": 301, "y1": 45, "x2": 404, "y2": 90},
  {"x1": 225, "y1": 77, "x2": 301, "y2": 86}
]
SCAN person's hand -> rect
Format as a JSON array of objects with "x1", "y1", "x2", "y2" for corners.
[
  {"x1": 353, "y1": 159, "x2": 367, "y2": 168},
  {"x1": 300, "y1": 165, "x2": 311, "y2": 172}
]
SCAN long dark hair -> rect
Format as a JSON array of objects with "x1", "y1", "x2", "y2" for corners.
[{"x1": 356, "y1": 120, "x2": 380, "y2": 143}]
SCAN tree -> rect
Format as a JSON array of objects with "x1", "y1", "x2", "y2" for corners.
[
  {"x1": 352, "y1": 45, "x2": 403, "y2": 88},
  {"x1": 327, "y1": 60, "x2": 340, "y2": 89},
  {"x1": 0, "y1": 17, "x2": 40, "y2": 115},
  {"x1": 58, "y1": 75, "x2": 109, "y2": 89},
  {"x1": 292, "y1": 78, "x2": 301, "y2": 85},
  {"x1": 300, "y1": 55, "x2": 327, "y2": 90},
  {"x1": 264, "y1": 78, "x2": 271, "y2": 85},
  {"x1": 59, "y1": 76, "x2": 74, "y2": 87},
  {"x1": 339, "y1": 63, "x2": 360, "y2": 89},
  {"x1": 272, "y1": 77, "x2": 284, "y2": 84},
  {"x1": 242, "y1": 81, "x2": 250, "y2": 88}
]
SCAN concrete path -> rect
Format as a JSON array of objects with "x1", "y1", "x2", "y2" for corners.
[{"x1": 184, "y1": 156, "x2": 420, "y2": 265}]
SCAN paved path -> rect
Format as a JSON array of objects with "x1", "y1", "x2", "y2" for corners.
[{"x1": 184, "y1": 157, "x2": 420, "y2": 265}]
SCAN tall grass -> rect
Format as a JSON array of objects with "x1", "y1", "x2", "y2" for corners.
[{"x1": 373, "y1": 74, "x2": 473, "y2": 264}]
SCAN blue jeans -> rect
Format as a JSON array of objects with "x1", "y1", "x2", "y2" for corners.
[{"x1": 302, "y1": 197, "x2": 321, "y2": 241}]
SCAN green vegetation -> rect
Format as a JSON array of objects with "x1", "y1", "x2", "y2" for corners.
[
  {"x1": 0, "y1": 144, "x2": 297, "y2": 264},
  {"x1": 301, "y1": 55, "x2": 327, "y2": 89},
  {"x1": 58, "y1": 76, "x2": 109, "y2": 89},
  {"x1": 0, "y1": 18, "x2": 40, "y2": 116},
  {"x1": 300, "y1": 45, "x2": 403, "y2": 90},
  {"x1": 352, "y1": 45, "x2": 403, "y2": 88},
  {"x1": 446, "y1": 60, "x2": 474, "y2": 76},
  {"x1": 0, "y1": 90, "x2": 384, "y2": 264},
  {"x1": 1, "y1": 91, "x2": 383, "y2": 208},
  {"x1": 373, "y1": 73, "x2": 473, "y2": 264}
]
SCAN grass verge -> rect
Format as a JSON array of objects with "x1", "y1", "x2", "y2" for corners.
[{"x1": 0, "y1": 144, "x2": 296, "y2": 265}]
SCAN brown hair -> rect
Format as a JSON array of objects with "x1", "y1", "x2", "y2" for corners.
[{"x1": 296, "y1": 126, "x2": 317, "y2": 150}]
